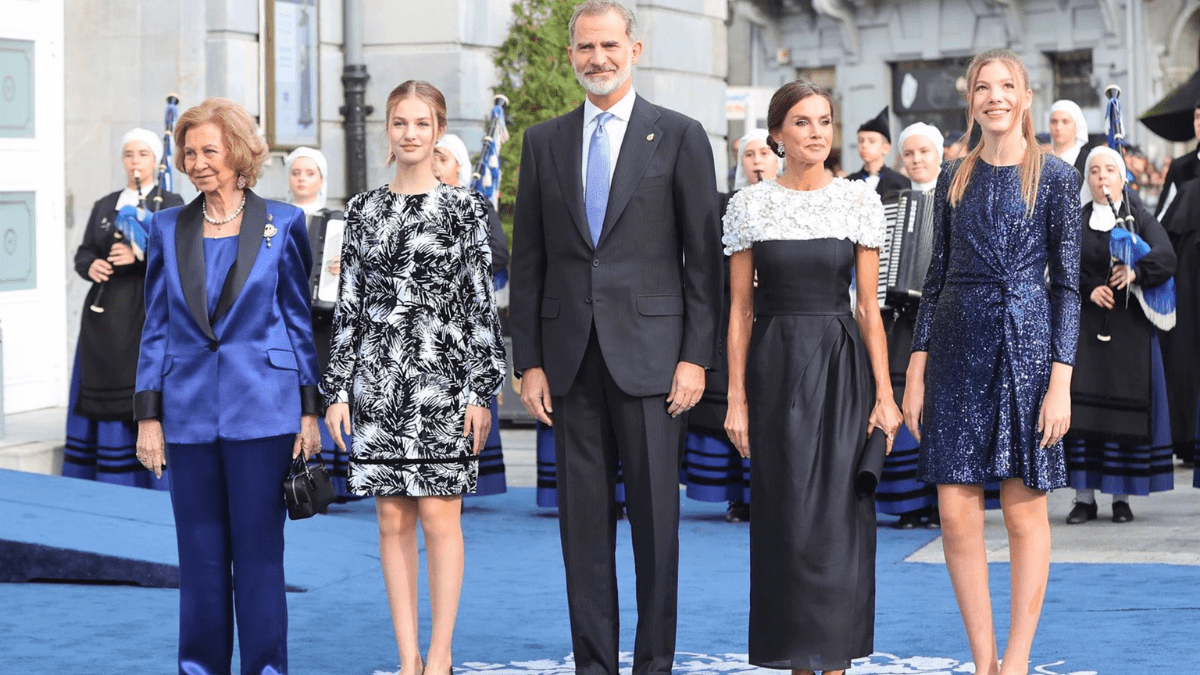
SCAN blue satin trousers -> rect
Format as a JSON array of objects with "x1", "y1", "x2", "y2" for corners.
[{"x1": 167, "y1": 435, "x2": 293, "y2": 675}]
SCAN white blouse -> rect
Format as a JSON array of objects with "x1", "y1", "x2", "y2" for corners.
[{"x1": 722, "y1": 178, "x2": 887, "y2": 255}]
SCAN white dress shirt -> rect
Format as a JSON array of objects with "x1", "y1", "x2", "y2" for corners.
[{"x1": 581, "y1": 88, "x2": 637, "y2": 192}]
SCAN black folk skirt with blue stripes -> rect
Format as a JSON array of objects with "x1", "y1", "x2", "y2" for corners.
[{"x1": 1066, "y1": 334, "x2": 1174, "y2": 495}]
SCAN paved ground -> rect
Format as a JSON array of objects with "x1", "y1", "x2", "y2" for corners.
[{"x1": 5, "y1": 407, "x2": 1198, "y2": 566}]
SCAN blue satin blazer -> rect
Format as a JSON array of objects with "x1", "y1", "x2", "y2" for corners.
[{"x1": 134, "y1": 191, "x2": 321, "y2": 444}]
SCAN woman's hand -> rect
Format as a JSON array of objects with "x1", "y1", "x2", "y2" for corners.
[
  {"x1": 463, "y1": 404, "x2": 491, "y2": 454},
  {"x1": 1090, "y1": 285, "x2": 1115, "y2": 309},
  {"x1": 868, "y1": 398, "x2": 904, "y2": 455},
  {"x1": 1109, "y1": 264, "x2": 1136, "y2": 290},
  {"x1": 136, "y1": 419, "x2": 166, "y2": 478},
  {"x1": 108, "y1": 242, "x2": 136, "y2": 267},
  {"x1": 724, "y1": 395, "x2": 751, "y2": 459},
  {"x1": 293, "y1": 414, "x2": 321, "y2": 460},
  {"x1": 1038, "y1": 363, "x2": 1073, "y2": 448},
  {"x1": 325, "y1": 403, "x2": 351, "y2": 452},
  {"x1": 88, "y1": 258, "x2": 113, "y2": 283},
  {"x1": 902, "y1": 353, "x2": 927, "y2": 443}
]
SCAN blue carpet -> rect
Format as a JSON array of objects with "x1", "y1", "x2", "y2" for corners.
[{"x1": 1, "y1": 473, "x2": 1196, "y2": 674}]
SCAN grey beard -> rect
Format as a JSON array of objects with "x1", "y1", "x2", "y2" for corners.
[{"x1": 576, "y1": 68, "x2": 628, "y2": 97}]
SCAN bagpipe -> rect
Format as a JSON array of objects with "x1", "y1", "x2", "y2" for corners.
[
  {"x1": 470, "y1": 94, "x2": 509, "y2": 209},
  {"x1": 92, "y1": 95, "x2": 179, "y2": 314},
  {"x1": 1095, "y1": 86, "x2": 1176, "y2": 338}
]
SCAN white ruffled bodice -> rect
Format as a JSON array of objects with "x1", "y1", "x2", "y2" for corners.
[{"x1": 722, "y1": 178, "x2": 887, "y2": 255}]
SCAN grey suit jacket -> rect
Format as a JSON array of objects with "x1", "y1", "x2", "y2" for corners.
[{"x1": 510, "y1": 95, "x2": 722, "y2": 397}]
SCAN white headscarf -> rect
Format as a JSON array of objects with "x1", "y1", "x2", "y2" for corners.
[
  {"x1": 1081, "y1": 146, "x2": 1127, "y2": 231},
  {"x1": 1049, "y1": 100, "x2": 1089, "y2": 146},
  {"x1": 436, "y1": 134, "x2": 473, "y2": 189},
  {"x1": 120, "y1": 128, "x2": 164, "y2": 180},
  {"x1": 285, "y1": 146, "x2": 328, "y2": 215},
  {"x1": 897, "y1": 123, "x2": 944, "y2": 162},
  {"x1": 733, "y1": 128, "x2": 784, "y2": 191},
  {"x1": 897, "y1": 123, "x2": 944, "y2": 191}
]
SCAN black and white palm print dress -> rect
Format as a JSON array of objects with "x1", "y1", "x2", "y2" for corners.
[{"x1": 321, "y1": 183, "x2": 506, "y2": 497}]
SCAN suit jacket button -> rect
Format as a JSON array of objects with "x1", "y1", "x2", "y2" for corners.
[
  {"x1": 208, "y1": 341, "x2": 218, "y2": 352},
  {"x1": 585, "y1": 296, "x2": 592, "y2": 304},
  {"x1": 592, "y1": 259, "x2": 599, "y2": 267}
]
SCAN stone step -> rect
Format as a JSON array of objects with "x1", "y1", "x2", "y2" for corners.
[{"x1": 0, "y1": 441, "x2": 63, "y2": 476}]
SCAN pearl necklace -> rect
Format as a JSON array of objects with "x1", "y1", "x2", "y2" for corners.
[{"x1": 203, "y1": 193, "x2": 247, "y2": 225}]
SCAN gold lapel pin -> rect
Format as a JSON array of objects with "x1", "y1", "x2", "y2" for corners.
[
  {"x1": 646, "y1": 133, "x2": 655, "y2": 141},
  {"x1": 264, "y1": 214, "x2": 277, "y2": 248}
]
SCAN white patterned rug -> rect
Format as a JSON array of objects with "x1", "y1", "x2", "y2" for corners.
[{"x1": 376, "y1": 652, "x2": 1098, "y2": 675}]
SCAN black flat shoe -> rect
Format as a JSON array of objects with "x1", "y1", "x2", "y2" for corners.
[
  {"x1": 1112, "y1": 500, "x2": 1134, "y2": 523},
  {"x1": 894, "y1": 513, "x2": 922, "y2": 529},
  {"x1": 925, "y1": 508, "x2": 941, "y2": 529},
  {"x1": 725, "y1": 501, "x2": 750, "y2": 523},
  {"x1": 1065, "y1": 501, "x2": 1098, "y2": 524}
]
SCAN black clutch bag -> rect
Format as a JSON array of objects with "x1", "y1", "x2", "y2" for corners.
[
  {"x1": 855, "y1": 428, "x2": 889, "y2": 497},
  {"x1": 284, "y1": 453, "x2": 336, "y2": 520}
]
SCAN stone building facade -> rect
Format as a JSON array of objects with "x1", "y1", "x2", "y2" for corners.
[
  {"x1": 40, "y1": 0, "x2": 727, "y2": 413},
  {"x1": 727, "y1": 0, "x2": 1199, "y2": 173}
]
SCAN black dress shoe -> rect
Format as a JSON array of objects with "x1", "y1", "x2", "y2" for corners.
[
  {"x1": 1112, "y1": 500, "x2": 1134, "y2": 523},
  {"x1": 925, "y1": 508, "x2": 941, "y2": 529},
  {"x1": 1065, "y1": 501, "x2": 1098, "y2": 524},
  {"x1": 725, "y1": 501, "x2": 750, "y2": 523},
  {"x1": 894, "y1": 513, "x2": 922, "y2": 529}
]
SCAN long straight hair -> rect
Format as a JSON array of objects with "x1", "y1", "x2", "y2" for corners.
[{"x1": 949, "y1": 49, "x2": 1044, "y2": 217}]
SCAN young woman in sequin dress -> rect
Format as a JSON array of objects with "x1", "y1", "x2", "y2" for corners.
[
  {"x1": 724, "y1": 81, "x2": 903, "y2": 675},
  {"x1": 323, "y1": 81, "x2": 506, "y2": 675},
  {"x1": 903, "y1": 50, "x2": 1081, "y2": 675}
]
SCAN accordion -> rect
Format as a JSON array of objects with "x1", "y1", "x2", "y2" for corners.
[
  {"x1": 307, "y1": 209, "x2": 345, "y2": 313},
  {"x1": 878, "y1": 189, "x2": 936, "y2": 310}
]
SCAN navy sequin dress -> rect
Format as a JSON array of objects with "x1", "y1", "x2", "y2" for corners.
[{"x1": 912, "y1": 157, "x2": 1081, "y2": 490}]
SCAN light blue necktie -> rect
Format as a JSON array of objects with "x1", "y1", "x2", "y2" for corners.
[{"x1": 585, "y1": 112, "x2": 614, "y2": 247}]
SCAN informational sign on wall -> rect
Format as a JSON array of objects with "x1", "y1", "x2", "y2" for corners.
[
  {"x1": 0, "y1": 39, "x2": 34, "y2": 138},
  {"x1": 266, "y1": 0, "x2": 319, "y2": 149},
  {"x1": 0, "y1": 192, "x2": 35, "y2": 291}
]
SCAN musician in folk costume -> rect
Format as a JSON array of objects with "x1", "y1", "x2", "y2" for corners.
[
  {"x1": 285, "y1": 146, "x2": 357, "y2": 499},
  {"x1": 433, "y1": 132, "x2": 510, "y2": 496},
  {"x1": 63, "y1": 128, "x2": 184, "y2": 489},
  {"x1": 903, "y1": 50, "x2": 1080, "y2": 675},
  {"x1": 1063, "y1": 146, "x2": 1177, "y2": 524},
  {"x1": 683, "y1": 128, "x2": 782, "y2": 523},
  {"x1": 1048, "y1": 99, "x2": 1098, "y2": 179},
  {"x1": 872, "y1": 122, "x2": 944, "y2": 529},
  {"x1": 1154, "y1": 94, "x2": 1200, "y2": 472},
  {"x1": 847, "y1": 107, "x2": 908, "y2": 199}
]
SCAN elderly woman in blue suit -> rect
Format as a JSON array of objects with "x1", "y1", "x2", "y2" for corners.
[{"x1": 134, "y1": 97, "x2": 320, "y2": 675}]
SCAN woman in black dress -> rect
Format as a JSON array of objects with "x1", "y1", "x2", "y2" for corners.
[
  {"x1": 63, "y1": 128, "x2": 183, "y2": 488},
  {"x1": 1064, "y1": 146, "x2": 1176, "y2": 524},
  {"x1": 724, "y1": 81, "x2": 902, "y2": 675}
]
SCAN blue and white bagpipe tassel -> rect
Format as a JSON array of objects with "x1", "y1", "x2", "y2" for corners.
[
  {"x1": 1109, "y1": 227, "x2": 1177, "y2": 331},
  {"x1": 158, "y1": 94, "x2": 179, "y2": 198},
  {"x1": 1103, "y1": 86, "x2": 1131, "y2": 179},
  {"x1": 113, "y1": 205, "x2": 151, "y2": 260},
  {"x1": 470, "y1": 95, "x2": 509, "y2": 210}
]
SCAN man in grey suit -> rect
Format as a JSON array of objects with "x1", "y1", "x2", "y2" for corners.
[{"x1": 510, "y1": 2, "x2": 722, "y2": 673}]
